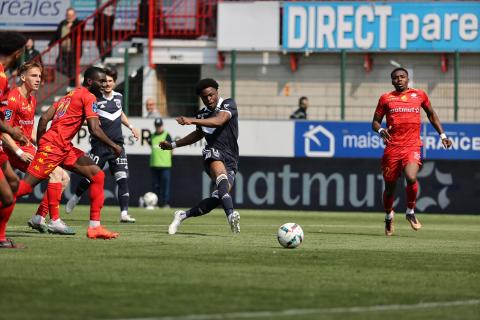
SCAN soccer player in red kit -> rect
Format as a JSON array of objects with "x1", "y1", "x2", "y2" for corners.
[
  {"x1": 1, "y1": 61, "x2": 74, "y2": 235},
  {"x1": 13, "y1": 66, "x2": 122, "y2": 239},
  {"x1": 372, "y1": 68, "x2": 452, "y2": 236},
  {"x1": 0, "y1": 31, "x2": 30, "y2": 248}
]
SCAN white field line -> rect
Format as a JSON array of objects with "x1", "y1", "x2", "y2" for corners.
[{"x1": 113, "y1": 299, "x2": 480, "y2": 320}]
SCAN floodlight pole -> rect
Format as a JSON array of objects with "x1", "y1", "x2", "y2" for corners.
[
  {"x1": 231, "y1": 50, "x2": 237, "y2": 100},
  {"x1": 340, "y1": 50, "x2": 346, "y2": 120},
  {"x1": 454, "y1": 51, "x2": 459, "y2": 122}
]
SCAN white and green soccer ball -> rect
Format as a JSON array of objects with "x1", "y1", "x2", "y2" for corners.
[
  {"x1": 277, "y1": 223, "x2": 304, "y2": 249},
  {"x1": 143, "y1": 192, "x2": 158, "y2": 210}
]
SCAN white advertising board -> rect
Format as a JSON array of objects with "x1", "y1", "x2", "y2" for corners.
[{"x1": 0, "y1": 0, "x2": 70, "y2": 31}]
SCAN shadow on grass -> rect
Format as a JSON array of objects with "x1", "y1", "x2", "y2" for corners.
[{"x1": 311, "y1": 231, "x2": 408, "y2": 238}]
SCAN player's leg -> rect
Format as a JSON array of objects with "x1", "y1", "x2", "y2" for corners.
[
  {"x1": 66, "y1": 152, "x2": 105, "y2": 214},
  {"x1": 382, "y1": 149, "x2": 401, "y2": 236},
  {"x1": 68, "y1": 153, "x2": 118, "y2": 239},
  {"x1": 43, "y1": 168, "x2": 75, "y2": 235},
  {"x1": 403, "y1": 160, "x2": 422, "y2": 231},
  {"x1": 209, "y1": 161, "x2": 239, "y2": 233},
  {"x1": 109, "y1": 150, "x2": 135, "y2": 223},
  {"x1": 0, "y1": 162, "x2": 19, "y2": 248}
]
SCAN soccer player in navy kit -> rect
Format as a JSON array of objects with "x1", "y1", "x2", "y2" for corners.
[
  {"x1": 66, "y1": 67, "x2": 139, "y2": 223},
  {"x1": 160, "y1": 78, "x2": 240, "y2": 234}
]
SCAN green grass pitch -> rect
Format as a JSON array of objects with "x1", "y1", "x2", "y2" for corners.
[{"x1": 1, "y1": 204, "x2": 479, "y2": 320}]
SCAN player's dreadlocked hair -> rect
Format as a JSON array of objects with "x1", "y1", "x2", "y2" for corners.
[
  {"x1": 0, "y1": 32, "x2": 27, "y2": 56},
  {"x1": 195, "y1": 78, "x2": 219, "y2": 95},
  {"x1": 83, "y1": 66, "x2": 105, "y2": 84},
  {"x1": 391, "y1": 67, "x2": 409, "y2": 78}
]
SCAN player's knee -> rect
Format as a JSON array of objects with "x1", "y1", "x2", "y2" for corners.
[
  {"x1": 215, "y1": 174, "x2": 228, "y2": 186},
  {"x1": 61, "y1": 172, "x2": 70, "y2": 189},
  {"x1": 405, "y1": 176, "x2": 417, "y2": 185},
  {"x1": 1, "y1": 193, "x2": 14, "y2": 207},
  {"x1": 92, "y1": 170, "x2": 105, "y2": 182},
  {"x1": 9, "y1": 179, "x2": 19, "y2": 194},
  {"x1": 114, "y1": 171, "x2": 127, "y2": 181}
]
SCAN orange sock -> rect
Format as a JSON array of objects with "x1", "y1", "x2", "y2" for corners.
[
  {"x1": 406, "y1": 181, "x2": 418, "y2": 210},
  {"x1": 47, "y1": 182, "x2": 63, "y2": 221},
  {"x1": 0, "y1": 201, "x2": 16, "y2": 241},
  {"x1": 36, "y1": 192, "x2": 49, "y2": 218},
  {"x1": 89, "y1": 171, "x2": 105, "y2": 222}
]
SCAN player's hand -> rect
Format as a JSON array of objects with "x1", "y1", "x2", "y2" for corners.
[
  {"x1": 442, "y1": 138, "x2": 453, "y2": 149},
  {"x1": 379, "y1": 126, "x2": 392, "y2": 144},
  {"x1": 176, "y1": 116, "x2": 193, "y2": 125},
  {"x1": 159, "y1": 141, "x2": 172, "y2": 150},
  {"x1": 19, "y1": 152, "x2": 34, "y2": 163},
  {"x1": 10, "y1": 127, "x2": 29, "y2": 146},
  {"x1": 112, "y1": 145, "x2": 122, "y2": 158},
  {"x1": 131, "y1": 127, "x2": 140, "y2": 141}
]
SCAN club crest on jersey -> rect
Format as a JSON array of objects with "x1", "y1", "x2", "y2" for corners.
[
  {"x1": 4, "y1": 109, "x2": 12, "y2": 121},
  {"x1": 92, "y1": 102, "x2": 98, "y2": 113},
  {"x1": 115, "y1": 99, "x2": 122, "y2": 109}
]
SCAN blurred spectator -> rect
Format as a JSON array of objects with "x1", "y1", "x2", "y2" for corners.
[
  {"x1": 150, "y1": 118, "x2": 172, "y2": 208},
  {"x1": 290, "y1": 96, "x2": 309, "y2": 119},
  {"x1": 50, "y1": 8, "x2": 84, "y2": 87},
  {"x1": 95, "y1": 0, "x2": 117, "y2": 62},
  {"x1": 145, "y1": 98, "x2": 160, "y2": 118},
  {"x1": 24, "y1": 38, "x2": 42, "y2": 64}
]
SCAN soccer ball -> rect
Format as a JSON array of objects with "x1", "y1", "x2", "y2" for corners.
[
  {"x1": 143, "y1": 192, "x2": 158, "y2": 210},
  {"x1": 277, "y1": 223, "x2": 304, "y2": 249}
]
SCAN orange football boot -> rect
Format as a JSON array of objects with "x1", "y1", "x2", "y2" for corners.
[
  {"x1": 406, "y1": 214, "x2": 422, "y2": 231},
  {"x1": 87, "y1": 225, "x2": 119, "y2": 239}
]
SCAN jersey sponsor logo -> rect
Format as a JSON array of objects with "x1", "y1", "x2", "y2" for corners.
[
  {"x1": 4, "y1": 109, "x2": 12, "y2": 121},
  {"x1": 388, "y1": 107, "x2": 420, "y2": 114},
  {"x1": 18, "y1": 119, "x2": 34, "y2": 126}
]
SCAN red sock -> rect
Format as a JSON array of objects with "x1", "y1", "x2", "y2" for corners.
[
  {"x1": 36, "y1": 192, "x2": 49, "y2": 218},
  {"x1": 89, "y1": 171, "x2": 105, "y2": 222},
  {"x1": 406, "y1": 181, "x2": 418, "y2": 209},
  {"x1": 16, "y1": 180, "x2": 33, "y2": 198},
  {"x1": 383, "y1": 190, "x2": 394, "y2": 213},
  {"x1": 47, "y1": 182, "x2": 63, "y2": 221},
  {"x1": 0, "y1": 201, "x2": 16, "y2": 241}
]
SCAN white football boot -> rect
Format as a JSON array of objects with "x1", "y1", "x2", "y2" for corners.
[
  {"x1": 168, "y1": 210, "x2": 186, "y2": 235},
  {"x1": 120, "y1": 214, "x2": 136, "y2": 223},
  {"x1": 228, "y1": 211, "x2": 240, "y2": 234},
  {"x1": 47, "y1": 219, "x2": 76, "y2": 235}
]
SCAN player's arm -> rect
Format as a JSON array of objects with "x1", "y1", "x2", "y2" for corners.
[
  {"x1": 1, "y1": 133, "x2": 34, "y2": 162},
  {"x1": 87, "y1": 117, "x2": 122, "y2": 157},
  {"x1": 176, "y1": 111, "x2": 230, "y2": 128},
  {"x1": 423, "y1": 104, "x2": 452, "y2": 149},
  {"x1": 372, "y1": 97, "x2": 391, "y2": 144},
  {"x1": 160, "y1": 129, "x2": 203, "y2": 150},
  {"x1": 121, "y1": 112, "x2": 139, "y2": 140},
  {"x1": 37, "y1": 104, "x2": 56, "y2": 143},
  {"x1": 0, "y1": 120, "x2": 28, "y2": 145}
]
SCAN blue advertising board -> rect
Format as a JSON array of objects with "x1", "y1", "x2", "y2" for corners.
[
  {"x1": 283, "y1": 2, "x2": 480, "y2": 52},
  {"x1": 294, "y1": 121, "x2": 480, "y2": 160}
]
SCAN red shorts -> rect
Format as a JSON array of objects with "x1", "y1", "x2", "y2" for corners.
[
  {"x1": 27, "y1": 143, "x2": 85, "y2": 180},
  {"x1": 382, "y1": 145, "x2": 422, "y2": 182},
  {"x1": 0, "y1": 149, "x2": 8, "y2": 166},
  {"x1": 5, "y1": 145, "x2": 37, "y2": 172}
]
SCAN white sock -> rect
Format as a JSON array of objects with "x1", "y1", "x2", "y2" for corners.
[
  {"x1": 89, "y1": 220, "x2": 101, "y2": 228},
  {"x1": 385, "y1": 211, "x2": 394, "y2": 220},
  {"x1": 406, "y1": 208, "x2": 415, "y2": 215},
  {"x1": 72, "y1": 194, "x2": 80, "y2": 202},
  {"x1": 121, "y1": 210, "x2": 128, "y2": 218}
]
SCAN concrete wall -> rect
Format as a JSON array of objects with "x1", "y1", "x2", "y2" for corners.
[{"x1": 201, "y1": 52, "x2": 480, "y2": 122}]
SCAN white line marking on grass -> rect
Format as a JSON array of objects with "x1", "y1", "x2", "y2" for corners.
[{"x1": 113, "y1": 299, "x2": 480, "y2": 320}]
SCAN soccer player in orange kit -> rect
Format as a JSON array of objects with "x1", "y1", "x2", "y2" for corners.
[{"x1": 372, "y1": 67, "x2": 452, "y2": 236}]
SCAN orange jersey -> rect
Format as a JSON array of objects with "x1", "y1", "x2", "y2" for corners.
[
  {"x1": 0, "y1": 63, "x2": 9, "y2": 122},
  {"x1": 1, "y1": 87, "x2": 36, "y2": 145},
  {"x1": 374, "y1": 88, "x2": 431, "y2": 147},
  {"x1": 40, "y1": 87, "x2": 98, "y2": 147}
]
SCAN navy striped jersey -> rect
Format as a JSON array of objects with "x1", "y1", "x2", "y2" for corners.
[
  {"x1": 195, "y1": 97, "x2": 239, "y2": 160},
  {"x1": 91, "y1": 90, "x2": 124, "y2": 146}
]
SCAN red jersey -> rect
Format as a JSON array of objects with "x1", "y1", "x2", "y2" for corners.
[
  {"x1": 375, "y1": 88, "x2": 431, "y2": 147},
  {"x1": 1, "y1": 87, "x2": 36, "y2": 146},
  {"x1": 40, "y1": 87, "x2": 98, "y2": 147},
  {"x1": 0, "y1": 63, "x2": 9, "y2": 121}
]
